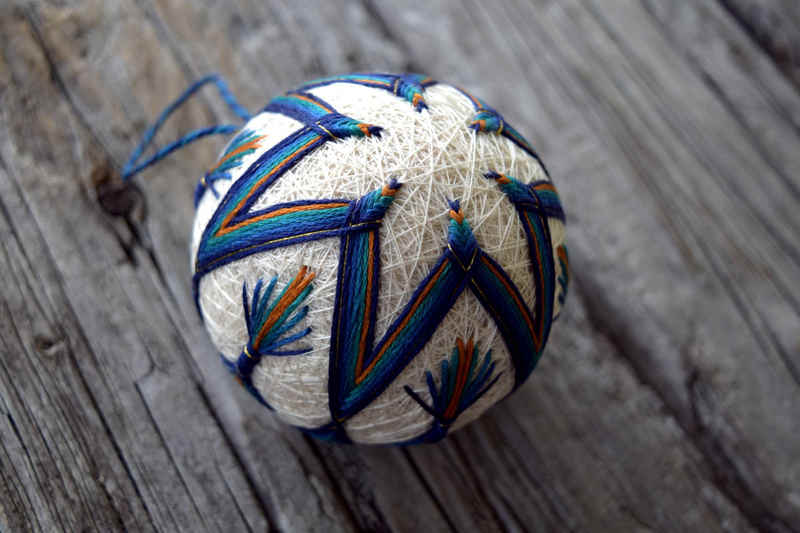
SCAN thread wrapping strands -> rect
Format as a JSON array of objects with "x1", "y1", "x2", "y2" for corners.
[{"x1": 128, "y1": 73, "x2": 567, "y2": 444}]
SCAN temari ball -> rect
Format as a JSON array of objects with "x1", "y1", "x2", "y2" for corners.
[{"x1": 191, "y1": 73, "x2": 568, "y2": 444}]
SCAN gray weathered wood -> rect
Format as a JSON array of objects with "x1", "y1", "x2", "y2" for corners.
[
  {"x1": 1, "y1": 0, "x2": 799, "y2": 531},
  {"x1": 371, "y1": 0, "x2": 800, "y2": 514},
  {"x1": 720, "y1": 0, "x2": 800, "y2": 88}
]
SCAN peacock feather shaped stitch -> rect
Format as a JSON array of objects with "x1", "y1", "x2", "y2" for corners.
[
  {"x1": 222, "y1": 266, "x2": 316, "y2": 408},
  {"x1": 402, "y1": 337, "x2": 501, "y2": 443}
]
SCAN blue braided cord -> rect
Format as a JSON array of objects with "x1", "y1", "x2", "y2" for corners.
[
  {"x1": 122, "y1": 74, "x2": 250, "y2": 181},
  {"x1": 123, "y1": 124, "x2": 239, "y2": 180},
  {"x1": 207, "y1": 74, "x2": 252, "y2": 122}
]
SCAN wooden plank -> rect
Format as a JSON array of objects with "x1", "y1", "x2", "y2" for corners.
[
  {"x1": 0, "y1": 169, "x2": 152, "y2": 532},
  {"x1": 583, "y1": 0, "x2": 800, "y2": 374},
  {"x1": 127, "y1": 0, "x2": 758, "y2": 530},
  {"x1": 2, "y1": 0, "x2": 799, "y2": 531},
  {"x1": 369, "y1": 0, "x2": 800, "y2": 530},
  {"x1": 513, "y1": 0, "x2": 800, "y2": 527},
  {"x1": 521, "y1": 0, "x2": 800, "y2": 527},
  {"x1": 11, "y1": 1, "x2": 361, "y2": 531},
  {"x1": 1, "y1": 5, "x2": 282, "y2": 532},
  {"x1": 644, "y1": 1, "x2": 800, "y2": 195},
  {"x1": 312, "y1": 444, "x2": 456, "y2": 533},
  {"x1": 719, "y1": 0, "x2": 800, "y2": 88}
]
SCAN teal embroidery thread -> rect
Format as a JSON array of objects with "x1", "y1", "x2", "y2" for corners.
[
  {"x1": 193, "y1": 89, "x2": 384, "y2": 313},
  {"x1": 556, "y1": 244, "x2": 570, "y2": 319}
]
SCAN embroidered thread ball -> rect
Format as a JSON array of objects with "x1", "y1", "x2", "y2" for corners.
[{"x1": 188, "y1": 73, "x2": 568, "y2": 444}]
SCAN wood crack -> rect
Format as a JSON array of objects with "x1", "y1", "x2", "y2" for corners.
[
  {"x1": 304, "y1": 437, "x2": 389, "y2": 533},
  {"x1": 399, "y1": 447, "x2": 459, "y2": 533},
  {"x1": 717, "y1": 0, "x2": 800, "y2": 90},
  {"x1": 133, "y1": 381, "x2": 209, "y2": 531},
  {"x1": 572, "y1": 265, "x2": 797, "y2": 533},
  {"x1": 578, "y1": 0, "x2": 800, "y2": 390},
  {"x1": 23, "y1": 7, "x2": 118, "y2": 170},
  {"x1": 3, "y1": 412, "x2": 45, "y2": 532},
  {"x1": 194, "y1": 383, "x2": 277, "y2": 532}
]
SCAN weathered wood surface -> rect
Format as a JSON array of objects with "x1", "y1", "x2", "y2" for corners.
[
  {"x1": 720, "y1": 0, "x2": 800, "y2": 88},
  {"x1": 1, "y1": 0, "x2": 798, "y2": 531}
]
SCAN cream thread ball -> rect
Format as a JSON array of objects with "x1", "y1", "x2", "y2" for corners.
[{"x1": 191, "y1": 73, "x2": 568, "y2": 444}]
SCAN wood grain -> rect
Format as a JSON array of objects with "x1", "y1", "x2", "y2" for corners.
[
  {"x1": 0, "y1": 0, "x2": 798, "y2": 531},
  {"x1": 720, "y1": 0, "x2": 800, "y2": 88}
]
